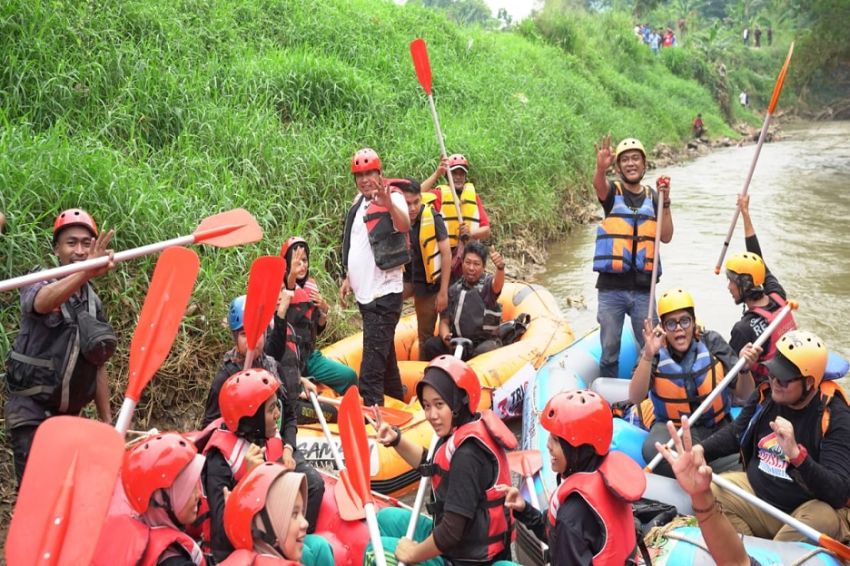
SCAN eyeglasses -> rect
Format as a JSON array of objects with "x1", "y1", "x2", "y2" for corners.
[
  {"x1": 663, "y1": 316, "x2": 693, "y2": 332},
  {"x1": 768, "y1": 374, "x2": 805, "y2": 384}
]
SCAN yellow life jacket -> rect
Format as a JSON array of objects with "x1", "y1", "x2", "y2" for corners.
[
  {"x1": 423, "y1": 183, "x2": 481, "y2": 248},
  {"x1": 418, "y1": 204, "x2": 442, "y2": 285}
]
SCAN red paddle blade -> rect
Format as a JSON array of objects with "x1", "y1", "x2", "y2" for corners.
[
  {"x1": 768, "y1": 42, "x2": 794, "y2": 114},
  {"x1": 507, "y1": 449, "x2": 543, "y2": 477},
  {"x1": 243, "y1": 256, "x2": 286, "y2": 351},
  {"x1": 410, "y1": 38, "x2": 432, "y2": 96},
  {"x1": 6, "y1": 417, "x2": 124, "y2": 566},
  {"x1": 335, "y1": 469, "x2": 366, "y2": 521},
  {"x1": 819, "y1": 534, "x2": 850, "y2": 561},
  {"x1": 338, "y1": 388, "x2": 374, "y2": 505},
  {"x1": 126, "y1": 247, "x2": 200, "y2": 401},
  {"x1": 192, "y1": 208, "x2": 263, "y2": 248}
]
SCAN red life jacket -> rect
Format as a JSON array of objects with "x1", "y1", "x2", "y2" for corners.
[
  {"x1": 748, "y1": 292, "x2": 797, "y2": 384},
  {"x1": 93, "y1": 514, "x2": 206, "y2": 566},
  {"x1": 217, "y1": 548, "x2": 299, "y2": 565},
  {"x1": 430, "y1": 411, "x2": 516, "y2": 562},
  {"x1": 546, "y1": 452, "x2": 644, "y2": 566}
]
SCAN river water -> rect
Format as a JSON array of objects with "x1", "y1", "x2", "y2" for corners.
[{"x1": 538, "y1": 121, "x2": 850, "y2": 360}]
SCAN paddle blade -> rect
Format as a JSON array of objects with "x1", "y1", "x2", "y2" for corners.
[
  {"x1": 6, "y1": 417, "x2": 124, "y2": 566},
  {"x1": 126, "y1": 247, "x2": 200, "y2": 401},
  {"x1": 243, "y1": 256, "x2": 286, "y2": 352},
  {"x1": 507, "y1": 449, "x2": 543, "y2": 477},
  {"x1": 335, "y1": 470, "x2": 366, "y2": 521},
  {"x1": 192, "y1": 208, "x2": 263, "y2": 248},
  {"x1": 338, "y1": 388, "x2": 374, "y2": 505},
  {"x1": 377, "y1": 405, "x2": 414, "y2": 427},
  {"x1": 410, "y1": 38, "x2": 432, "y2": 95},
  {"x1": 768, "y1": 42, "x2": 794, "y2": 114}
]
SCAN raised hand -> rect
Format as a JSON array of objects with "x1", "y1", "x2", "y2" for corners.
[
  {"x1": 641, "y1": 318, "x2": 666, "y2": 359},
  {"x1": 594, "y1": 134, "x2": 615, "y2": 172},
  {"x1": 87, "y1": 228, "x2": 116, "y2": 279},
  {"x1": 494, "y1": 484, "x2": 527, "y2": 512},
  {"x1": 490, "y1": 249, "x2": 505, "y2": 271},
  {"x1": 655, "y1": 416, "x2": 713, "y2": 497}
]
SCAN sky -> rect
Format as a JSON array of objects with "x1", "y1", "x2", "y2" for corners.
[{"x1": 483, "y1": 0, "x2": 538, "y2": 21}]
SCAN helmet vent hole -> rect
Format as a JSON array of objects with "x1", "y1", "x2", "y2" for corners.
[
  {"x1": 179, "y1": 440, "x2": 186, "y2": 447},
  {"x1": 547, "y1": 409, "x2": 555, "y2": 418}
]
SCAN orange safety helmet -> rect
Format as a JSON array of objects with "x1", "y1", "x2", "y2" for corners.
[
  {"x1": 53, "y1": 208, "x2": 98, "y2": 245},
  {"x1": 219, "y1": 369, "x2": 280, "y2": 433},
  {"x1": 280, "y1": 236, "x2": 308, "y2": 261},
  {"x1": 540, "y1": 390, "x2": 613, "y2": 456},
  {"x1": 122, "y1": 433, "x2": 199, "y2": 514},
  {"x1": 418, "y1": 355, "x2": 481, "y2": 414},
  {"x1": 224, "y1": 462, "x2": 289, "y2": 549},
  {"x1": 447, "y1": 154, "x2": 469, "y2": 172},
  {"x1": 350, "y1": 148, "x2": 382, "y2": 174}
]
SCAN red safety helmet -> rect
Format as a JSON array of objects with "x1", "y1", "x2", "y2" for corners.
[
  {"x1": 350, "y1": 148, "x2": 382, "y2": 174},
  {"x1": 224, "y1": 462, "x2": 293, "y2": 549},
  {"x1": 540, "y1": 390, "x2": 613, "y2": 456},
  {"x1": 53, "y1": 208, "x2": 98, "y2": 244},
  {"x1": 280, "y1": 236, "x2": 308, "y2": 261},
  {"x1": 447, "y1": 154, "x2": 469, "y2": 172},
  {"x1": 219, "y1": 369, "x2": 279, "y2": 433},
  {"x1": 419, "y1": 355, "x2": 481, "y2": 414},
  {"x1": 122, "y1": 433, "x2": 198, "y2": 514}
]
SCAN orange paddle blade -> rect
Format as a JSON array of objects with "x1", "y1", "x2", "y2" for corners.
[
  {"x1": 6, "y1": 417, "x2": 124, "y2": 566},
  {"x1": 819, "y1": 534, "x2": 850, "y2": 561},
  {"x1": 338, "y1": 388, "x2": 374, "y2": 506},
  {"x1": 768, "y1": 42, "x2": 794, "y2": 114},
  {"x1": 335, "y1": 469, "x2": 366, "y2": 521},
  {"x1": 507, "y1": 450, "x2": 543, "y2": 477},
  {"x1": 410, "y1": 38, "x2": 433, "y2": 96},
  {"x1": 193, "y1": 208, "x2": 263, "y2": 248},
  {"x1": 126, "y1": 247, "x2": 200, "y2": 401},
  {"x1": 243, "y1": 256, "x2": 286, "y2": 351},
  {"x1": 315, "y1": 395, "x2": 413, "y2": 427}
]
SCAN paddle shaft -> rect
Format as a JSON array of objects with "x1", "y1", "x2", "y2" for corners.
[
  {"x1": 521, "y1": 458, "x2": 550, "y2": 555},
  {"x1": 713, "y1": 110, "x2": 774, "y2": 274},
  {"x1": 425, "y1": 94, "x2": 464, "y2": 226},
  {"x1": 365, "y1": 502, "x2": 387, "y2": 566},
  {"x1": 646, "y1": 202, "x2": 664, "y2": 321},
  {"x1": 309, "y1": 392, "x2": 346, "y2": 471},
  {"x1": 114, "y1": 398, "x2": 138, "y2": 437},
  {"x1": 645, "y1": 303, "x2": 795, "y2": 472}
]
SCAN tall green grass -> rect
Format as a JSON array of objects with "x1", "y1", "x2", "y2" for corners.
[{"x1": 0, "y1": 0, "x2": 734, "y2": 432}]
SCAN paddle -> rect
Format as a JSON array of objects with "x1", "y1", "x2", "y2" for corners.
[
  {"x1": 114, "y1": 247, "x2": 201, "y2": 436},
  {"x1": 242, "y1": 256, "x2": 286, "y2": 370},
  {"x1": 339, "y1": 387, "x2": 387, "y2": 566},
  {"x1": 6, "y1": 416, "x2": 125, "y2": 566},
  {"x1": 311, "y1": 393, "x2": 413, "y2": 427},
  {"x1": 507, "y1": 450, "x2": 545, "y2": 507},
  {"x1": 0, "y1": 208, "x2": 261, "y2": 293},
  {"x1": 409, "y1": 38, "x2": 465, "y2": 237},
  {"x1": 645, "y1": 300, "x2": 798, "y2": 472},
  {"x1": 307, "y1": 391, "x2": 366, "y2": 521},
  {"x1": 647, "y1": 175, "x2": 670, "y2": 321},
  {"x1": 397, "y1": 338, "x2": 471, "y2": 566},
  {"x1": 713, "y1": 43, "x2": 794, "y2": 275}
]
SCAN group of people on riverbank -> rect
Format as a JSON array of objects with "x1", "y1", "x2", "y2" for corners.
[
  {"x1": 634, "y1": 23, "x2": 679, "y2": 54},
  {"x1": 4, "y1": 129, "x2": 850, "y2": 565}
]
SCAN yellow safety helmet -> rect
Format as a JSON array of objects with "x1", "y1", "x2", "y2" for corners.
[
  {"x1": 726, "y1": 252, "x2": 767, "y2": 297},
  {"x1": 657, "y1": 288, "x2": 695, "y2": 318},
  {"x1": 615, "y1": 138, "x2": 646, "y2": 162},
  {"x1": 764, "y1": 330, "x2": 828, "y2": 387}
]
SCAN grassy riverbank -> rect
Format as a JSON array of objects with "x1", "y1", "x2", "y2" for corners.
[{"x1": 0, "y1": 0, "x2": 773, "y2": 520}]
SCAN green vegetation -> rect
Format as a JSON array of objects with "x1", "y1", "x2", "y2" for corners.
[{"x1": 0, "y1": 0, "x2": 752, "y2": 433}]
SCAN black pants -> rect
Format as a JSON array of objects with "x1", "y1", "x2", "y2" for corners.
[
  {"x1": 357, "y1": 293, "x2": 404, "y2": 406},
  {"x1": 9, "y1": 424, "x2": 39, "y2": 487},
  {"x1": 421, "y1": 336, "x2": 501, "y2": 362},
  {"x1": 643, "y1": 420, "x2": 741, "y2": 478},
  {"x1": 294, "y1": 450, "x2": 325, "y2": 533}
]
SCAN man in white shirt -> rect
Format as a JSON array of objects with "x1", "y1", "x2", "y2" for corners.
[{"x1": 340, "y1": 148, "x2": 411, "y2": 406}]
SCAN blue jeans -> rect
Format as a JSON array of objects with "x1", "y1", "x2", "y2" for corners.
[{"x1": 597, "y1": 289, "x2": 655, "y2": 378}]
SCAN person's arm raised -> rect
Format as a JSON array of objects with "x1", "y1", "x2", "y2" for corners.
[
  {"x1": 630, "y1": 319, "x2": 664, "y2": 404},
  {"x1": 593, "y1": 134, "x2": 615, "y2": 201}
]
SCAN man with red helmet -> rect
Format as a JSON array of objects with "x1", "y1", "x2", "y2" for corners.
[
  {"x1": 371, "y1": 356, "x2": 518, "y2": 565},
  {"x1": 92, "y1": 433, "x2": 207, "y2": 566},
  {"x1": 501, "y1": 390, "x2": 646, "y2": 565},
  {"x1": 4, "y1": 208, "x2": 116, "y2": 485},
  {"x1": 340, "y1": 148, "x2": 411, "y2": 407},
  {"x1": 421, "y1": 154, "x2": 492, "y2": 280}
]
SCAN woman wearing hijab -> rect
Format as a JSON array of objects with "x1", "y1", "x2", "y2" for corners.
[
  {"x1": 278, "y1": 236, "x2": 356, "y2": 394},
  {"x1": 500, "y1": 390, "x2": 646, "y2": 565},
  {"x1": 219, "y1": 462, "x2": 334, "y2": 565},
  {"x1": 94, "y1": 433, "x2": 207, "y2": 566},
  {"x1": 371, "y1": 356, "x2": 519, "y2": 565}
]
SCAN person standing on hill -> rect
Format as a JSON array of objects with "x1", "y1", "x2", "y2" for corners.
[
  {"x1": 743, "y1": 27, "x2": 750, "y2": 46},
  {"x1": 592, "y1": 136, "x2": 674, "y2": 378},
  {"x1": 421, "y1": 154, "x2": 492, "y2": 280},
  {"x1": 725, "y1": 194, "x2": 796, "y2": 389},
  {"x1": 4, "y1": 208, "x2": 116, "y2": 485},
  {"x1": 693, "y1": 113, "x2": 705, "y2": 138},
  {"x1": 754, "y1": 27, "x2": 762, "y2": 48},
  {"x1": 340, "y1": 148, "x2": 411, "y2": 407},
  {"x1": 767, "y1": 27, "x2": 773, "y2": 46},
  {"x1": 390, "y1": 178, "x2": 452, "y2": 358}
]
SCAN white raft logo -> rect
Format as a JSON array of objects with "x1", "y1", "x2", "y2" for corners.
[{"x1": 297, "y1": 437, "x2": 380, "y2": 476}]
